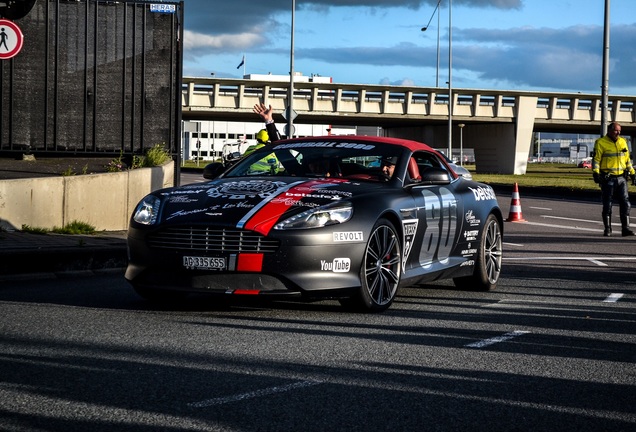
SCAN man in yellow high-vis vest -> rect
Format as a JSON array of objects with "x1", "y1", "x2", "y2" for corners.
[{"x1": 592, "y1": 122, "x2": 636, "y2": 237}]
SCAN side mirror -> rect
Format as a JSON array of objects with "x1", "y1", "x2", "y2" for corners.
[
  {"x1": 202, "y1": 162, "x2": 225, "y2": 180},
  {"x1": 418, "y1": 167, "x2": 451, "y2": 185}
]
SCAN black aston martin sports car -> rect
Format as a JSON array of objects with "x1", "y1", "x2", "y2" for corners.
[{"x1": 126, "y1": 135, "x2": 503, "y2": 312}]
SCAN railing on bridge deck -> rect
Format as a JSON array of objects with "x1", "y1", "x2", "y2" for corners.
[{"x1": 182, "y1": 77, "x2": 636, "y2": 127}]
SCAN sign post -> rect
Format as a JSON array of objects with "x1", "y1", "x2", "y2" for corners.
[{"x1": 0, "y1": 19, "x2": 24, "y2": 60}]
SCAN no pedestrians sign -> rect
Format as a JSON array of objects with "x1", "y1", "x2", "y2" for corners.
[{"x1": 0, "y1": 19, "x2": 24, "y2": 60}]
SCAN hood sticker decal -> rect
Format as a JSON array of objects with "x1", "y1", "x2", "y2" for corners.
[
  {"x1": 206, "y1": 180, "x2": 289, "y2": 200},
  {"x1": 236, "y1": 180, "x2": 306, "y2": 232},
  {"x1": 241, "y1": 179, "x2": 331, "y2": 235}
]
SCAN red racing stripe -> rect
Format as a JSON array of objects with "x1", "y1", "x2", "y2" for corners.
[
  {"x1": 243, "y1": 179, "x2": 347, "y2": 235},
  {"x1": 233, "y1": 289, "x2": 261, "y2": 295}
]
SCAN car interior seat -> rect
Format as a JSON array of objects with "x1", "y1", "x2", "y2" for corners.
[{"x1": 407, "y1": 157, "x2": 421, "y2": 182}]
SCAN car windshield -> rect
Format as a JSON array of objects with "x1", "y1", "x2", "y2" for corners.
[{"x1": 223, "y1": 139, "x2": 403, "y2": 181}]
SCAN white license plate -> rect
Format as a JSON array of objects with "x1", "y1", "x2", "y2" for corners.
[{"x1": 183, "y1": 256, "x2": 226, "y2": 270}]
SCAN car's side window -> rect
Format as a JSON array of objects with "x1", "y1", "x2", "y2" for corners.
[{"x1": 411, "y1": 151, "x2": 447, "y2": 175}]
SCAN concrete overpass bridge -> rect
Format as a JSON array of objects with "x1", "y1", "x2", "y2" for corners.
[{"x1": 181, "y1": 77, "x2": 636, "y2": 174}]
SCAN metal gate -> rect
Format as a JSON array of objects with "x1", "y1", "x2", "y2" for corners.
[{"x1": 0, "y1": 0, "x2": 183, "y2": 157}]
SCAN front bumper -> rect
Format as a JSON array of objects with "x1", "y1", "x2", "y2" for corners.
[{"x1": 125, "y1": 225, "x2": 366, "y2": 296}]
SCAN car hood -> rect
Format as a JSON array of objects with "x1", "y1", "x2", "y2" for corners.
[{"x1": 155, "y1": 177, "x2": 384, "y2": 235}]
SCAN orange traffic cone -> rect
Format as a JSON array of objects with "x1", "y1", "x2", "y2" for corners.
[{"x1": 506, "y1": 183, "x2": 526, "y2": 222}]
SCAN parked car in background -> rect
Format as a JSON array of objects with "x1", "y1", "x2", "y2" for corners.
[
  {"x1": 578, "y1": 159, "x2": 592, "y2": 169},
  {"x1": 442, "y1": 154, "x2": 473, "y2": 180},
  {"x1": 126, "y1": 135, "x2": 503, "y2": 312}
]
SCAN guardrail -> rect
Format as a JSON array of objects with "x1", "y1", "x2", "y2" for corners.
[{"x1": 182, "y1": 77, "x2": 636, "y2": 127}]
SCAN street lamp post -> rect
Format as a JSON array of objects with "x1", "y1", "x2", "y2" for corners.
[
  {"x1": 421, "y1": 0, "x2": 441, "y2": 87},
  {"x1": 287, "y1": 0, "x2": 296, "y2": 138},
  {"x1": 600, "y1": 0, "x2": 610, "y2": 137},
  {"x1": 422, "y1": 0, "x2": 451, "y2": 156},
  {"x1": 447, "y1": 0, "x2": 453, "y2": 158},
  {"x1": 436, "y1": 3, "x2": 440, "y2": 88},
  {"x1": 458, "y1": 123, "x2": 465, "y2": 166}
]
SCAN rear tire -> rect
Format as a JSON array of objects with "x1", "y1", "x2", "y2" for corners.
[
  {"x1": 453, "y1": 213, "x2": 502, "y2": 291},
  {"x1": 341, "y1": 218, "x2": 401, "y2": 312}
]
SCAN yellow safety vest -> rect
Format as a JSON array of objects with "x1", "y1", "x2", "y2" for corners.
[
  {"x1": 592, "y1": 135, "x2": 635, "y2": 176},
  {"x1": 243, "y1": 143, "x2": 265, "y2": 156},
  {"x1": 243, "y1": 143, "x2": 279, "y2": 174}
]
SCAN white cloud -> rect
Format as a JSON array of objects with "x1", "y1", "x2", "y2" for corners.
[
  {"x1": 179, "y1": 1, "x2": 636, "y2": 94},
  {"x1": 184, "y1": 30, "x2": 266, "y2": 51}
]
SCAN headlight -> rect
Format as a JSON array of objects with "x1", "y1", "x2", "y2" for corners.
[
  {"x1": 273, "y1": 203, "x2": 353, "y2": 230},
  {"x1": 132, "y1": 196, "x2": 161, "y2": 225}
]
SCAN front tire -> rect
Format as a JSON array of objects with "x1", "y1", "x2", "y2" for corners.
[
  {"x1": 342, "y1": 218, "x2": 402, "y2": 312},
  {"x1": 453, "y1": 213, "x2": 502, "y2": 291}
]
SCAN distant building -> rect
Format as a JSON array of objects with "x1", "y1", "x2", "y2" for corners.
[
  {"x1": 181, "y1": 73, "x2": 371, "y2": 161},
  {"x1": 534, "y1": 133, "x2": 599, "y2": 161},
  {"x1": 182, "y1": 120, "x2": 358, "y2": 161}
]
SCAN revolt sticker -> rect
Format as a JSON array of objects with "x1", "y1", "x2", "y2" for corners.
[{"x1": 333, "y1": 232, "x2": 364, "y2": 242}]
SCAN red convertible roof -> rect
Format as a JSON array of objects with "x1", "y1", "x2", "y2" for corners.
[{"x1": 280, "y1": 135, "x2": 436, "y2": 153}]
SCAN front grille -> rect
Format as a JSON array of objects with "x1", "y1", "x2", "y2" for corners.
[{"x1": 147, "y1": 227, "x2": 279, "y2": 253}]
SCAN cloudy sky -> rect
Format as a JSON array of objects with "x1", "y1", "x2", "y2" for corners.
[{"x1": 180, "y1": 0, "x2": 635, "y2": 95}]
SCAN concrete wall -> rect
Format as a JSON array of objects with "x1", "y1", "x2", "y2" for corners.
[{"x1": 0, "y1": 162, "x2": 174, "y2": 232}]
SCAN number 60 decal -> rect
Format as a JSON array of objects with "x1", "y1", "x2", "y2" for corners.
[{"x1": 418, "y1": 188, "x2": 458, "y2": 268}]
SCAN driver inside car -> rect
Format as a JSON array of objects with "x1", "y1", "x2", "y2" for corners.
[{"x1": 380, "y1": 156, "x2": 397, "y2": 181}]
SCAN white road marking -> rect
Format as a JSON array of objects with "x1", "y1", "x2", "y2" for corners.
[
  {"x1": 520, "y1": 221, "x2": 599, "y2": 232},
  {"x1": 506, "y1": 214, "x2": 634, "y2": 265},
  {"x1": 540, "y1": 215, "x2": 599, "y2": 224},
  {"x1": 503, "y1": 256, "x2": 636, "y2": 267},
  {"x1": 529, "y1": 206, "x2": 552, "y2": 211},
  {"x1": 539, "y1": 215, "x2": 627, "y2": 230},
  {"x1": 188, "y1": 380, "x2": 322, "y2": 408},
  {"x1": 503, "y1": 242, "x2": 524, "y2": 247},
  {"x1": 603, "y1": 293, "x2": 624, "y2": 303},
  {"x1": 465, "y1": 330, "x2": 530, "y2": 349}
]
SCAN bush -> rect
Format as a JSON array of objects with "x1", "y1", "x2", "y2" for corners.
[
  {"x1": 52, "y1": 220, "x2": 96, "y2": 235},
  {"x1": 142, "y1": 144, "x2": 171, "y2": 167},
  {"x1": 106, "y1": 152, "x2": 126, "y2": 172},
  {"x1": 104, "y1": 144, "x2": 171, "y2": 172},
  {"x1": 21, "y1": 221, "x2": 96, "y2": 235},
  {"x1": 21, "y1": 224, "x2": 49, "y2": 234}
]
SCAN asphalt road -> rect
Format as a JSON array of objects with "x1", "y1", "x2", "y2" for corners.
[
  {"x1": 180, "y1": 170, "x2": 207, "y2": 186},
  {"x1": 0, "y1": 193, "x2": 634, "y2": 431}
]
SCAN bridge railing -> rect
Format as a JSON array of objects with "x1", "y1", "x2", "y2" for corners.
[{"x1": 182, "y1": 77, "x2": 636, "y2": 126}]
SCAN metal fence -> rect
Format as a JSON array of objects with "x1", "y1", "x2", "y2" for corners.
[{"x1": 0, "y1": 0, "x2": 183, "y2": 157}]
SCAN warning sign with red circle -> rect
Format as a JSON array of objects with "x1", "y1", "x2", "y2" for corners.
[{"x1": 0, "y1": 19, "x2": 24, "y2": 60}]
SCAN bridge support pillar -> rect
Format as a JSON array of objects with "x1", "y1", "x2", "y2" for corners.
[
  {"x1": 385, "y1": 96, "x2": 537, "y2": 174},
  {"x1": 471, "y1": 95, "x2": 537, "y2": 174}
]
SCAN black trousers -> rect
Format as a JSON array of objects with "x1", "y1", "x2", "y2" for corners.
[{"x1": 601, "y1": 175, "x2": 631, "y2": 217}]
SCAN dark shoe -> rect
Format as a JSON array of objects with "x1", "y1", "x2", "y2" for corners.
[
  {"x1": 603, "y1": 215, "x2": 612, "y2": 237},
  {"x1": 620, "y1": 215, "x2": 635, "y2": 236}
]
